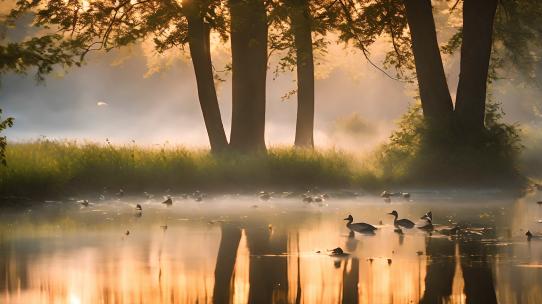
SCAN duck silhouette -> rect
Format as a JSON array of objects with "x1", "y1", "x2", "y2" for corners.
[{"x1": 344, "y1": 215, "x2": 377, "y2": 234}]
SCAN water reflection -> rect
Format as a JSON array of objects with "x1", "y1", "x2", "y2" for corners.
[{"x1": 1, "y1": 191, "x2": 542, "y2": 303}]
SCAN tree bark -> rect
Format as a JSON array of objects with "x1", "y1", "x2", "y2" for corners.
[
  {"x1": 290, "y1": 0, "x2": 315, "y2": 148},
  {"x1": 229, "y1": 0, "x2": 268, "y2": 152},
  {"x1": 185, "y1": 1, "x2": 229, "y2": 153},
  {"x1": 403, "y1": 0, "x2": 453, "y2": 124},
  {"x1": 454, "y1": 0, "x2": 498, "y2": 134}
]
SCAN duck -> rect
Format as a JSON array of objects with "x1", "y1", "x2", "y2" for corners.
[
  {"x1": 438, "y1": 226, "x2": 460, "y2": 236},
  {"x1": 79, "y1": 200, "x2": 89, "y2": 207},
  {"x1": 388, "y1": 210, "x2": 415, "y2": 229},
  {"x1": 302, "y1": 195, "x2": 314, "y2": 203},
  {"x1": 381, "y1": 191, "x2": 391, "y2": 198},
  {"x1": 417, "y1": 211, "x2": 433, "y2": 230},
  {"x1": 162, "y1": 196, "x2": 173, "y2": 206},
  {"x1": 329, "y1": 247, "x2": 348, "y2": 256},
  {"x1": 344, "y1": 214, "x2": 377, "y2": 233},
  {"x1": 259, "y1": 191, "x2": 271, "y2": 201},
  {"x1": 421, "y1": 211, "x2": 432, "y2": 221},
  {"x1": 402, "y1": 192, "x2": 411, "y2": 199},
  {"x1": 136, "y1": 204, "x2": 142, "y2": 211},
  {"x1": 526, "y1": 230, "x2": 542, "y2": 241}
]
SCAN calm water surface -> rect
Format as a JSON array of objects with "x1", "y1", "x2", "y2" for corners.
[{"x1": 1, "y1": 190, "x2": 542, "y2": 304}]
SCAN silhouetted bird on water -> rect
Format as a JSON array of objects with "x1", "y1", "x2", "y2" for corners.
[
  {"x1": 136, "y1": 204, "x2": 142, "y2": 211},
  {"x1": 526, "y1": 230, "x2": 542, "y2": 241},
  {"x1": 344, "y1": 214, "x2": 377, "y2": 233},
  {"x1": 388, "y1": 210, "x2": 415, "y2": 229},
  {"x1": 259, "y1": 191, "x2": 271, "y2": 201},
  {"x1": 417, "y1": 211, "x2": 433, "y2": 230},
  {"x1": 162, "y1": 196, "x2": 173, "y2": 206},
  {"x1": 438, "y1": 226, "x2": 460, "y2": 236}
]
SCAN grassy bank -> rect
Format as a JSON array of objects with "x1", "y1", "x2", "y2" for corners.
[{"x1": 0, "y1": 140, "x2": 380, "y2": 197}]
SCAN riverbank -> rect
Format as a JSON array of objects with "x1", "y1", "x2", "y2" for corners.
[{"x1": 0, "y1": 140, "x2": 530, "y2": 199}]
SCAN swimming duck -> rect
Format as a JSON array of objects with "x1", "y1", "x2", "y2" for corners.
[
  {"x1": 329, "y1": 247, "x2": 348, "y2": 256},
  {"x1": 344, "y1": 214, "x2": 377, "y2": 233},
  {"x1": 79, "y1": 200, "x2": 89, "y2": 207},
  {"x1": 302, "y1": 195, "x2": 314, "y2": 203},
  {"x1": 438, "y1": 226, "x2": 460, "y2": 236},
  {"x1": 136, "y1": 204, "x2": 142, "y2": 211},
  {"x1": 402, "y1": 192, "x2": 411, "y2": 199},
  {"x1": 162, "y1": 196, "x2": 173, "y2": 206},
  {"x1": 526, "y1": 230, "x2": 542, "y2": 241},
  {"x1": 259, "y1": 191, "x2": 271, "y2": 201},
  {"x1": 421, "y1": 211, "x2": 433, "y2": 221},
  {"x1": 388, "y1": 210, "x2": 415, "y2": 229},
  {"x1": 417, "y1": 211, "x2": 433, "y2": 230}
]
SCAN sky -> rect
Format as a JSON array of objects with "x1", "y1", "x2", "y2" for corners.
[{"x1": 1, "y1": 2, "x2": 541, "y2": 151}]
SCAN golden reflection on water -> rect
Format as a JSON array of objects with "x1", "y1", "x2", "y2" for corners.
[{"x1": 1, "y1": 192, "x2": 542, "y2": 303}]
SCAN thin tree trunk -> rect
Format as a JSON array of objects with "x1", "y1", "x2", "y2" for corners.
[
  {"x1": 290, "y1": 0, "x2": 315, "y2": 148},
  {"x1": 212, "y1": 225, "x2": 242, "y2": 304},
  {"x1": 455, "y1": 0, "x2": 498, "y2": 135},
  {"x1": 403, "y1": 0, "x2": 453, "y2": 124},
  {"x1": 229, "y1": 0, "x2": 268, "y2": 152},
  {"x1": 185, "y1": 1, "x2": 229, "y2": 153}
]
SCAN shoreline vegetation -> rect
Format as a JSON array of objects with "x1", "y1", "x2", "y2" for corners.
[{"x1": 0, "y1": 137, "x2": 530, "y2": 200}]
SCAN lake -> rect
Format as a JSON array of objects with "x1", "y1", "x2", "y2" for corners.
[{"x1": 1, "y1": 190, "x2": 541, "y2": 304}]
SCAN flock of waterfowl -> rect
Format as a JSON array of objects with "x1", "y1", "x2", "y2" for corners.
[
  {"x1": 75, "y1": 186, "x2": 542, "y2": 241},
  {"x1": 343, "y1": 210, "x2": 458, "y2": 237}
]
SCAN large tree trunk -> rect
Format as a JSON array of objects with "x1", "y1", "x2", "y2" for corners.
[
  {"x1": 290, "y1": 0, "x2": 315, "y2": 148},
  {"x1": 403, "y1": 0, "x2": 453, "y2": 124},
  {"x1": 185, "y1": 1, "x2": 229, "y2": 153},
  {"x1": 454, "y1": 0, "x2": 498, "y2": 135},
  {"x1": 229, "y1": 0, "x2": 268, "y2": 152}
]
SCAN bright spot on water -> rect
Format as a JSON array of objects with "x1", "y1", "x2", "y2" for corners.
[{"x1": 69, "y1": 294, "x2": 81, "y2": 304}]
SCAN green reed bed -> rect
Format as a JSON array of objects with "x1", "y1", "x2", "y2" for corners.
[{"x1": 0, "y1": 140, "x2": 377, "y2": 197}]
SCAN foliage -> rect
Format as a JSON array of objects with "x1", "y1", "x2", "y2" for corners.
[
  {"x1": 377, "y1": 100, "x2": 524, "y2": 186},
  {"x1": 7, "y1": 0, "x2": 229, "y2": 61},
  {"x1": 0, "y1": 109, "x2": 14, "y2": 166},
  {"x1": 0, "y1": 140, "x2": 379, "y2": 197}
]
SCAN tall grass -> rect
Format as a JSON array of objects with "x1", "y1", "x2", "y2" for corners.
[{"x1": 0, "y1": 140, "x2": 379, "y2": 197}]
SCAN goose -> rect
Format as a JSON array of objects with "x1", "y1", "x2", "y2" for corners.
[
  {"x1": 344, "y1": 215, "x2": 377, "y2": 233},
  {"x1": 388, "y1": 210, "x2": 415, "y2": 229}
]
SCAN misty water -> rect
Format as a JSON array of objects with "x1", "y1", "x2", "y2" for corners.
[{"x1": 1, "y1": 190, "x2": 542, "y2": 304}]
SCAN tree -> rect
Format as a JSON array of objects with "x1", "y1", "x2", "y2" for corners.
[
  {"x1": 454, "y1": 0, "x2": 498, "y2": 135},
  {"x1": 289, "y1": 0, "x2": 315, "y2": 148},
  {"x1": 1, "y1": 31, "x2": 83, "y2": 165},
  {"x1": 8, "y1": 0, "x2": 230, "y2": 152},
  {"x1": 269, "y1": 0, "x2": 338, "y2": 149},
  {"x1": 228, "y1": 0, "x2": 268, "y2": 152},
  {"x1": 0, "y1": 109, "x2": 14, "y2": 166},
  {"x1": 339, "y1": 0, "x2": 500, "y2": 137}
]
